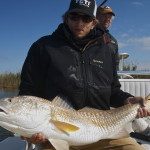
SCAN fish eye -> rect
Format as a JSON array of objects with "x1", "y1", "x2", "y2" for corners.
[{"x1": 7, "y1": 98, "x2": 12, "y2": 102}]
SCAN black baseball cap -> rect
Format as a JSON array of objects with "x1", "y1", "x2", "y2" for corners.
[{"x1": 67, "y1": 0, "x2": 97, "y2": 18}]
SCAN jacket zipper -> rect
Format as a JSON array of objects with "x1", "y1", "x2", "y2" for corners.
[
  {"x1": 81, "y1": 52, "x2": 88, "y2": 104},
  {"x1": 79, "y1": 40, "x2": 99, "y2": 105}
]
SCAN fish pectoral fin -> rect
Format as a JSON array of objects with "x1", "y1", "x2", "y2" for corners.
[
  {"x1": 51, "y1": 120, "x2": 80, "y2": 133},
  {"x1": 49, "y1": 139, "x2": 69, "y2": 150}
]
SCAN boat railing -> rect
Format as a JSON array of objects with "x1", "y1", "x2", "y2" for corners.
[{"x1": 117, "y1": 71, "x2": 150, "y2": 79}]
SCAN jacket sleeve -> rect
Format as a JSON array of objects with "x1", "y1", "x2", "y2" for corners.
[
  {"x1": 110, "y1": 53, "x2": 133, "y2": 108},
  {"x1": 107, "y1": 33, "x2": 119, "y2": 70},
  {"x1": 114, "y1": 41, "x2": 119, "y2": 70},
  {"x1": 19, "y1": 39, "x2": 49, "y2": 97}
]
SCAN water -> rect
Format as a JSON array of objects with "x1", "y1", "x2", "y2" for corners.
[
  {"x1": 0, "y1": 88, "x2": 18, "y2": 98},
  {"x1": 0, "y1": 88, "x2": 18, "y2": 141}
]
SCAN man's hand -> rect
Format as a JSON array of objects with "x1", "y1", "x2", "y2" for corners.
[
  {"x1": 124, "y1": 97, "x2": 150, "y2": 118},
  {"x1": 21, "y1": 133, "x2": 48, "y2": 144}
]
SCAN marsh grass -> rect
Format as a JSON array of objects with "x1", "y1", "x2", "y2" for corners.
[
  {"x1": 0, "y1": 72, "x2": 20, "y2": 89},
  {"x1": 0, "y1": 72, "x2": 149, "y2": 89}
]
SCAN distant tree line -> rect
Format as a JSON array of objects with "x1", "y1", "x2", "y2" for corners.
[
  {"x1": 123, "y1": 63, "x2": 150, "y2": 79},
  {"x1": 123, "y1": 63, "x2": 137, "y2": 71},
  {"x1": 0, "y1": 63, "x2": 150, "y2": 89},
  {"x1": 0, "y1": 72, "x2": 20, "y2": 88}
]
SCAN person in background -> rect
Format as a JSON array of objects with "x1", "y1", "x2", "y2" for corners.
[
  {"x1": 19, "y1": 0, "x2": 150, "y2": 149},
  {"x1": 97, "y1": 5, "x2": 150, "y2": 141},
  {"x1": 96, "y1": 5, "x2": 119, "y2": 70}
]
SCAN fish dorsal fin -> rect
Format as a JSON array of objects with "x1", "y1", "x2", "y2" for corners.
[
  {"x1": 52, "y1": 95, "x2": 74, "y2": 109},
  {"x1": 49, "y1": 139, "x2": 69, "y2": 150},
  {"x1": 51, "y1": 120, "x2": 79, "y2": 133}
]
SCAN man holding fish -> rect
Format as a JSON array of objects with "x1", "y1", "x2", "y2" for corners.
[{"x1": 19, "y1": 0, "x2": 150, "y2": 149}]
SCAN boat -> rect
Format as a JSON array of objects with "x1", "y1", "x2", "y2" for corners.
[
  {"x1": 0, "y1": 76, "x2": 150, "y2": 150},
  {"x1": 0, "y1": 53, "x2": 150, "y2": 150}
]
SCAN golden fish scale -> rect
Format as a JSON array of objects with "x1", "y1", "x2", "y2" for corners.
[
  {"x1": 21, "y1": 95, "x2": 150, "y2": 131},
  {"x1": 51, "y1": 99, "x2": 150, "y2": 133}
]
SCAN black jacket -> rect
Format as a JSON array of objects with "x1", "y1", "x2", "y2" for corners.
[
  {"x1": 19, "y1": 23, "x2": 132, "y2": 110},
  {"x1": 96, "y1": 26, "x2": 119, "y2": 70},
  {"x1": 104, "y1": 30, "x2": 119, "y2": 70}
]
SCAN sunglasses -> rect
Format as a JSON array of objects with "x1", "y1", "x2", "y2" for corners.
[{"x1": 68, "y1": 13, "x2": 94, "y2": 23}]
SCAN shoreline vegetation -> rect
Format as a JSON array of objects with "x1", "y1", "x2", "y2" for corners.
[
  {"x1": 0, "y1": 73, "x2": 20, "y2": 89},
  {"x1": 0, "y1": 71, "x2": 149, "y2": 89}
]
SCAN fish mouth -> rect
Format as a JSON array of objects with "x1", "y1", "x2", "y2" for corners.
[{"x1": 0, "y1": 107, "x2": 8, "y2": 115}]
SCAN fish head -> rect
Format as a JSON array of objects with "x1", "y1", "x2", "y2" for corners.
[{"x1": 0, "y1": 96, "x2": 51, "y2": 137}]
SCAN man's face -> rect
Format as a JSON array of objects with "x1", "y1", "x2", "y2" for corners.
[
  {"x1": 67, "y1": 12, "x2": 96, "y2": 39},
  {"x1": 97, "y1": 13, "x2": 113, "y2": 30}
]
